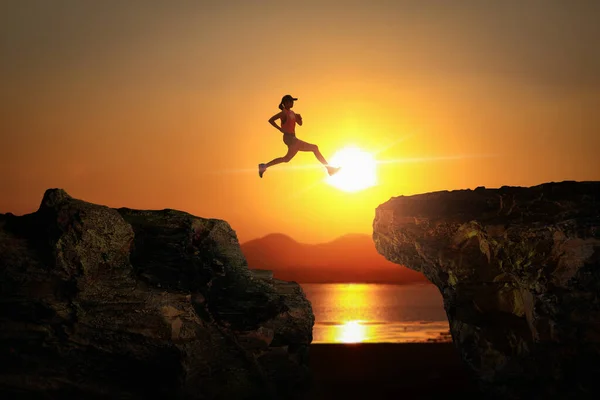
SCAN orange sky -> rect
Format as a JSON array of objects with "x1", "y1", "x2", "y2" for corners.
[{"x1": 2, "y1": 1, "x2": 599, "y2": 244}]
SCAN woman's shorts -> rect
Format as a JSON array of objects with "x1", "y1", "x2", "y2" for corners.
[{"x1": 282, "y1": 133, "x2": 298, "y2": 146}]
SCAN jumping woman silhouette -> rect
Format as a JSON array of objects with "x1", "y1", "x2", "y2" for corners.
[{"x1": 258, "y1": 94, "x2": 341, "y2": 178}]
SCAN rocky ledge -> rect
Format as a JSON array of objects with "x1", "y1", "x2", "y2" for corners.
[
  {"x1": 0, "y1": 189, "x2": 314, "y2": 399},
  {"x1": 373, "y1": 181, "x2": 600, "y2": 399}
]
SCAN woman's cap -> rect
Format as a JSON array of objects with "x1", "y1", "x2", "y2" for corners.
[{"x1": 281, "y1": 94, "x2": 298, "y2": 102}]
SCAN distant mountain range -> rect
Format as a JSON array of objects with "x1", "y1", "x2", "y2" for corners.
[{"x1": 240, "y1": 233, "x2": 430, "y2": 284}]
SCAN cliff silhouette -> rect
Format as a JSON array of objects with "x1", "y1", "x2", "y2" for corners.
[
  {"x1": 374, "y1": 181, "x2": 600, "y2": 399},
  {"x1": 0, "y1": 189, "x2": 313, "y2": 399},
  {"x1": 2, "y1": 181, "x2": 599, "y2": 399}
]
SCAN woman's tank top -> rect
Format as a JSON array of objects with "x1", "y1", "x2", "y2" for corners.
[{"x1": 281, "y1": 109, "x2": 296, "y2": 134}]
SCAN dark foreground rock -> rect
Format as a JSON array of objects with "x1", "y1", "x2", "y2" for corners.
[
  {"x1": 0, "y1": 189, "x2": 314, "y2": 399},
  {"x1": 373, "y1": 181, "x2": 600, "y2": 399}
]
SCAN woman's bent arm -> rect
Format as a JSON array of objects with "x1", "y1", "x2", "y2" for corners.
[{"x1": 268, "y1": 112, "x2": 283, "y2": 132}]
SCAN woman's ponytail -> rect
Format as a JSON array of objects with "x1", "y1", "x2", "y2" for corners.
[{"x1": 278, "y1": 102, "x2": 284, "y2": 110}]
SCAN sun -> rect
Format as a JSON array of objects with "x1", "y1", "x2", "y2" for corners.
[{"x1": 326, "y1": 146, "x2": 377, "y2": 192}]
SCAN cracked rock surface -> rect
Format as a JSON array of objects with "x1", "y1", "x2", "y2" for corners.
[
  {"x1": 0, "y1": 189, "x2": 314, "y2": 399},
  {"x1": 373, "y1": 181, "x2": 600, "y2": 399}
]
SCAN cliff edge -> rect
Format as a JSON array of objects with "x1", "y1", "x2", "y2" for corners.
[
  {"x1": 373, "y1": 181, "x2": 600, "y2": 398},
  {"x1": 0, "y1": 189, "x2": 314, "y2": 399}
]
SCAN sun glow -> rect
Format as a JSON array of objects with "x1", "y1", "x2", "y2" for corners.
[{"x1": 326, "y1": 146, "x2": 377, "y2": 192}]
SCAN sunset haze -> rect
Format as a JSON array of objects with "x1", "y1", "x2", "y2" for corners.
[{"x1": 2, "y1": 0, "x2": 599, "y2": 244}]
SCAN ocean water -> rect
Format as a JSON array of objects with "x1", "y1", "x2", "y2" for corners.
[{"x1": 299, "y1": 283, "x2": 451, "y2": 344}]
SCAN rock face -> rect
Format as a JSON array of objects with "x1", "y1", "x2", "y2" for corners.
[
  {"x1": 373, "y1": 181, "x2": 600, "y2": 399},
  {"x1": 0, "y1": 189, "x2": 314, "y2": 399}
]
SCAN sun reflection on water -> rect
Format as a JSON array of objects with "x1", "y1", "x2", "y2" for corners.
[
  {"x1": 339, "y1": 320, "x2": 368, "y2": 343},
  {"x1": 306, "y1": 283, "x2": 451, "y2": 344},
  {"x1": 331, "y1": 285, "x2": 370, "y2": 343}
]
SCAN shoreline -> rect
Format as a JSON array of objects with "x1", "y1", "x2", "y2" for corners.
[{"x1": 306, "y1": 342, "x2": 480, "y2": 399}]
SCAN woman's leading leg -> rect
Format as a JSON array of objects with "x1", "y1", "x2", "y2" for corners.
[
  {"x1": 296, "y1": 140, "x2": 341, "y2": 175},
  {"x1": 296, "y1": 140, "x2": 328, "y2": 165}
]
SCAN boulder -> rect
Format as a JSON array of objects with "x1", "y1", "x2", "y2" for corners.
[
  {"x1": 0, "y1": 189, "x2": 314, "y2": 399},
  {"x1": 373, "y1": 181, "x2": 600, "y2": 398}
]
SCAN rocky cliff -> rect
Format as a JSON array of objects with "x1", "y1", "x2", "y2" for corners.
[
  {"x1": 373, "y1": 181, "x2": 600, "y2": 399},
  {"x1": 0, "y1": 189, "x2": 314, "y2": 399}
]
